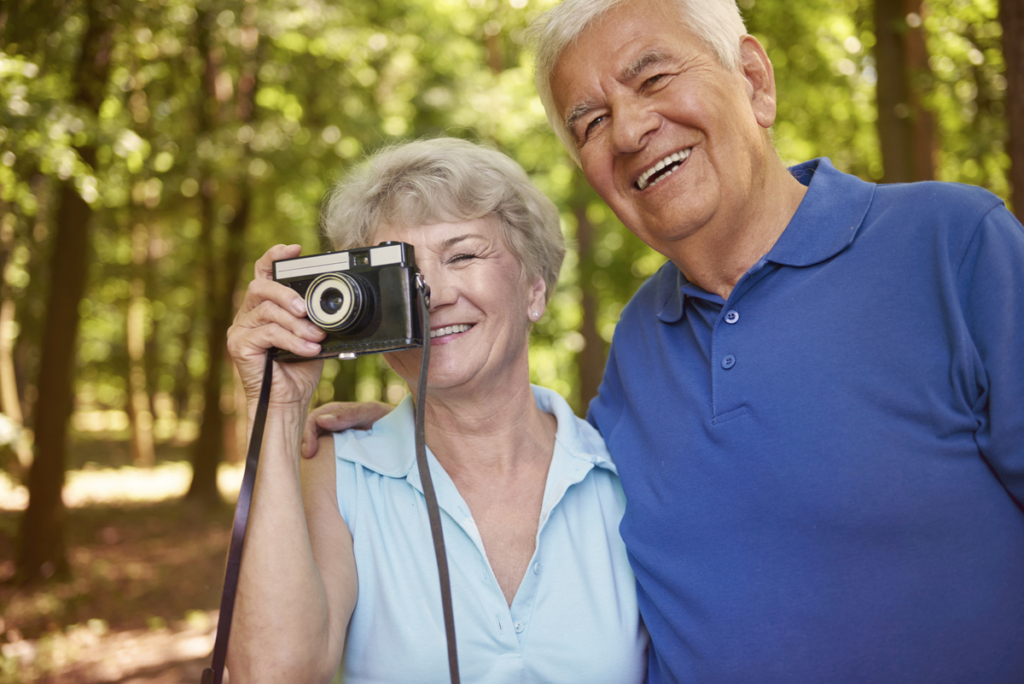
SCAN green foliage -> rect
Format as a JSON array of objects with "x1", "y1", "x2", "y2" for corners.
[{"x1": 0, "y1": 0, "x2": 1013, "y2": 439}]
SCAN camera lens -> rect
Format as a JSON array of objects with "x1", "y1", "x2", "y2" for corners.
[
  {"x1": 306, "y1": 273, "x2": 369, "y2": 333},
  {"x1": 320, "y1": 288, "x2": 344, "y2": 315}
]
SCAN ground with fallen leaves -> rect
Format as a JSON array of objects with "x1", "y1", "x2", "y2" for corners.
[{"x1": 0, "y1": 442, "x2": 241, "y2": 684}]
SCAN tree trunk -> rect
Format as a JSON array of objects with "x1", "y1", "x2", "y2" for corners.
[
  {"x1": 126, "y1": 221, "x2": 155, "y2": 466},
  {"x1": 572, "y1": 176, "x2": 605, "y2": 414},
  {"x1": 187, "y1": 10, "x2": 259, "y2": 505},
  {"x1": 873, "y1": 0, "x2": 936, "y2": 183},
  {"x1": 188, "y1": 189, "x2": 251, "y2": 504},
  {"x1": 17, "y1": 181, "x2": 92, "y2": 582},
  {"x1": 16, "y1": 0, "x2": 115, "y2": 584},
  {"x1": 0, "y1": 212, "x2": 22, "y2": 426},
  {"x1": 1002, "y1": 0, "x2": 1024, "y2": 220}
]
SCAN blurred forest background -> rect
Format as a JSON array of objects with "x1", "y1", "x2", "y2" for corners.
[{"x1": 0, "y1": 0, "x2": 1022, "y2": 680}]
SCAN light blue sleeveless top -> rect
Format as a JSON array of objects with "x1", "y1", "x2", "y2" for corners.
[{"x1": 333, "y1": 384, "x2": 648, "y2": 684}]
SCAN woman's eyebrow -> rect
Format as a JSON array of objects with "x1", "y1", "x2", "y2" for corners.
[{"x1": 439, "y1": 234, "x2": 486, "y2": 250}]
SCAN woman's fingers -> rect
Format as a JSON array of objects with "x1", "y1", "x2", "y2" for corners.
[
  {"x1": 229, "y1": 318, "x2": 322, "y2": 361},
  {"x1": 237, "y1": 297, "x2": 324, "y2": 342},
  {"x1": 238, "y1": 272, "x2": 307, "y2": 319},
  {"x1": 255, "y1": 243, "x2": 302, "y2": 281}
]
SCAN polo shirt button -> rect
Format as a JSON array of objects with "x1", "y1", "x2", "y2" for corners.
[
  {"x1": 725, "y1": 310, "x2": 740, "y2": 324},
  {"x1": 722, "y1": 355, "x2": 736, "y2": 369},
  {"x1": 533, "y1": 562, "x2": 541, "y2": 574},
  {"x1": 514, "y1": 621, "x2": 525, "y2": 633}
]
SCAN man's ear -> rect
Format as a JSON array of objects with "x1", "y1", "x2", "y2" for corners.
[{"x1": 739, "y1": 35, "x2": 777, "y2": 129}]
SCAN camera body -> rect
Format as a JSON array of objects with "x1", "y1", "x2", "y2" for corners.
[{"x1": 272, "y1": 241, "x2": 426, "y2": 361}]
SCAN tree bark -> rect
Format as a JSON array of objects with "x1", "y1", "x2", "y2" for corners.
[
  {"x1": 873, "y1": 0, "x2": 936, "y2": 183},
  {"x1": 16, "y1": 0, "x2": 115, "y2": 583},
  {"x1": 1002, "y1": 0, "x2": 1024, "y2": 220},
  {"x1": 187, "y1": 9, "x2": 259, "y2": 503},
  {"x1": 188, "y1": 189, "x2": 251, "y2": 503},
  {"x1": 0, "y1": 212, "x2": 22, "y2": 427},
  {"x1": 126, "y1": 221, "x2": 155, "y2": 466},
  {"x1": 572, "y1": 176, "x2": 605, "y2": 414}
]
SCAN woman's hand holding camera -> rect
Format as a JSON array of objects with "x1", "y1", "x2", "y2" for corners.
[{"x1": 227, "y1": 244, "x2": 327, "y2": 417}]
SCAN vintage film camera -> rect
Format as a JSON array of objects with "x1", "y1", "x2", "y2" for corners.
[{"x1": 272, "y1": 241, "x2": 427, "y2": 361}]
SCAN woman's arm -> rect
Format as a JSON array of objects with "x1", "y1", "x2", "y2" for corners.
[
  {"x1": 222, "y1": 244, "x2": 355, "y2": 683},
  {"x1": 226, "y1": 425, "x2": 356, "y2": 684}
]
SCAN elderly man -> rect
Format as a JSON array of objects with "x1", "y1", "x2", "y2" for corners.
[
  {"x1": 304, "y1": 0, "x2": 1024, "y2": 681},
  {"x1": 529, "y1": 0, "x2": 1024, "y2": 682}
]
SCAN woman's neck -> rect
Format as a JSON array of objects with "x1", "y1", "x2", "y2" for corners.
[{"x1": 421, "y1": 375, "x2": 556, "y2": 484}]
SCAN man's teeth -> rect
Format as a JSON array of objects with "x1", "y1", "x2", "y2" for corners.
[
  {"x1": 636, "y1": 149, "x2": 691, "y2": 190},
  {"x1": 430, "y1": 324, "x2": 472, "y2": 339}
]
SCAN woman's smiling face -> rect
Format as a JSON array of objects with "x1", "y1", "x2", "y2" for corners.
[{"x1": 375, "y1": 216, "x2": 546, "y2": 395}]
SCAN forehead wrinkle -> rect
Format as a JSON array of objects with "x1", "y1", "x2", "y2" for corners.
[
  {"x1": 619, "y1": 48, "x2": 674, "y2": 83},
  {"x1": 439, "y1": 233, "x2": 487, "y2": 251}
]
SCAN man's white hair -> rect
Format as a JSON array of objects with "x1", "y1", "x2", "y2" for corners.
[{"x1": 529, "y1": 0, "x2": 748, "y2": 164}]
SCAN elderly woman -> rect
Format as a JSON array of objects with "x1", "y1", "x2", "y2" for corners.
[{"x1": 225, "y1": 138, "x2": 647, "y2": 684}]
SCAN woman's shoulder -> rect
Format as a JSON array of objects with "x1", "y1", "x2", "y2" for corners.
[
  {"x1": 332, "y1": 396, "x2": 417, "y2": 478},
  {"x1": 531, "y1": 385, "x2": 616, "y2": 473}
]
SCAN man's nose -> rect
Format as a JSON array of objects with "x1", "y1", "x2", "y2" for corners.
[{"x1": 611, "y1": 97, "x2": 660, "y2": 154}]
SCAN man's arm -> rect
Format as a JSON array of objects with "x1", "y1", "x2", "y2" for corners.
[
  {"x1": 960, "y1": 203, "x2": 1024, "y2": 506},
  {"x1": 301, "y1": 401, "x2": 394, "y2": 457}
]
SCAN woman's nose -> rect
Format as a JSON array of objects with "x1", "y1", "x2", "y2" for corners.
[{"x1": 420, "y1": 265, "x2": 455, "y2": 310}]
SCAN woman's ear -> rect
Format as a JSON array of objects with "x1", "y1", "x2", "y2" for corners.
[{"x1": 527, "y1": 277, "x2": 547, "y2": 320}]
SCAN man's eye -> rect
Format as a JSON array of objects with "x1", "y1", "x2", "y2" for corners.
[
  {"x1": 583, "y1": 115, "x2": 606, "y2": 140},
  {"x1": 643, "y1": 73, "x2": 667, "y2": 89}
]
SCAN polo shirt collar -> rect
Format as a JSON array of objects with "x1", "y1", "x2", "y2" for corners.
[
  {"x1": 656, "y1": 157, "x2": 874, "y2": 322},
  {"x1": 341, "y1": 384, "x2": 616, "y2": 481},
  {"x1": 766, "y1": 157, "x2": 875, "y2": 267}
]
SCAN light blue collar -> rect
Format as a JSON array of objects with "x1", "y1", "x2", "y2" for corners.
[{"x1": 338, "y1": 384, "x2": 616, "y2": 479}]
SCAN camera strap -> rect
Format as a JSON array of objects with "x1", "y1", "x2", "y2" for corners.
[{"x1": 203, "y1": 285, "x2": 459, "y2": 684}]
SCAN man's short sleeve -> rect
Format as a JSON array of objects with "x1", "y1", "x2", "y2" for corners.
[{"x1": 958, "y1": 204, "x2": 1024, "y2": 506}]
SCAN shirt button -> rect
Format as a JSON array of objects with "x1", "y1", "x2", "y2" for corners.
[
  {"x1": 725, "y1": 310, "x2": 740, "y2": 324},
  {"x1": 722, "y1": 355, "x2": 736, "y2": 369},
  {"x1": 533, "y1": 562, "x2": 541, "y2": 575},
  {"x1": 514, "y1": 621, "x2": 525, "y2": 633}
]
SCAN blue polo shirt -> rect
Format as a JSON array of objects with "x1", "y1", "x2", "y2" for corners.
[{"x1": 589, "y1": 158, "x2": 1024, "y2": 684}]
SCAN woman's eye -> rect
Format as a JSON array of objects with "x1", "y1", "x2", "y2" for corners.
[{"x1": 449, "y1": 253, "x2": 478, "y2": 264}]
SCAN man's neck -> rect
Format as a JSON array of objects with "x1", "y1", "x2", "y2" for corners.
[{"x1": 670, "y1": 157, "x2": 808, "y2": 300}]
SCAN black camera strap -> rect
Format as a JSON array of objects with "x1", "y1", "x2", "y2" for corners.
[
  {"x1": 414, "y1": 288, "x2": 461, "y2": 684},
  {"x1": 202, "y1": 286, "x2": 459, "y2": 684}
]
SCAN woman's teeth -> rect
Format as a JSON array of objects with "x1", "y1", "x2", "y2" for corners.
[
  {"x1": 636, "y1": 148, "x2": 691, "y2": 190},
  {"x1": 430, "y1": 324, "x2": 472, "y2": 339}
]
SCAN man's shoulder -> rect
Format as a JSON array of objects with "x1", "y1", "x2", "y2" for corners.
[
  {"x1": 871, "y1": 179, "x2": 1005, "y2": 221},
  {"x1": 863, "y1": 179, "x2": 1011, "y2": 258}
]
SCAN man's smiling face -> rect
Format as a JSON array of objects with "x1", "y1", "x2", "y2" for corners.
[{"x1": 550, "y1": 0, "x2": 775, "y2": 259}]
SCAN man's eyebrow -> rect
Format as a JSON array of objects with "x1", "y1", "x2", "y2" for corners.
[
  {"x1": 619, "y1": 49, "x2": 674, "y2": 82},
  {"x1": 563, "y1": 50, "x2": 677, "y2": 138},
  {"x1": 564, "y1": 102, "x2": 597, "y2": 139}
]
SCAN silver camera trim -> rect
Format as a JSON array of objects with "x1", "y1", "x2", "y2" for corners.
[{"x1": 273, "y1": 243, "x2": 405, "y2": 280}]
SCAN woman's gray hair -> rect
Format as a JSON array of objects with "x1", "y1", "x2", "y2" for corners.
[
  {"x1": 321, "y1": 137, "x2": 565, "y2": 302},
  {"x1": 529, "y1": 0, "x2": 747, "y2": 164}
]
